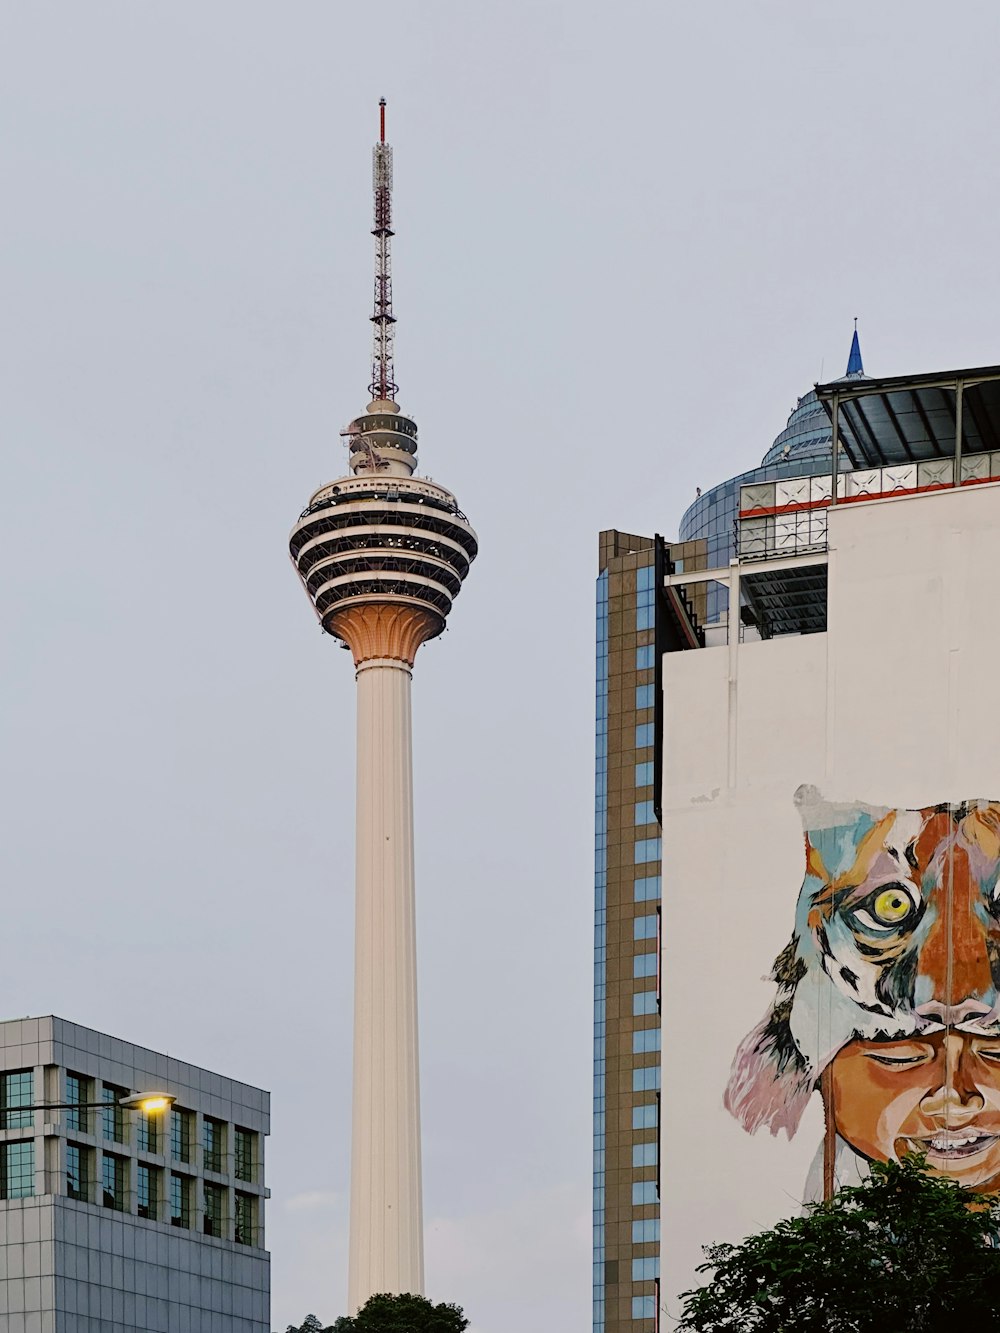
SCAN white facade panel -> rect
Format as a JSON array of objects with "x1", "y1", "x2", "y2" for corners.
[{"x1": 659, "y1": 481, "x2": 1000, "y2": 1323}]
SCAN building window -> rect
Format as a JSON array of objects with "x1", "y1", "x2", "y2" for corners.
[
  {"x1": 66, "y1": 1143, "x2": 90, "y2": 1201},
  {"x1": 634, "y1": 801, "x2": 656, "y2": 826},
  {"x1": 632, "y1": 1295, "x2": 655, "y2": 1319},
  {"x1": 632, "y1": 1257, "x2": 659, "y2": 1281},
  {"x1": 204, "y1": 1181, "x2": 225, "y2": 1237},
  {"x1": 1, "y1": 1071, "x2": 34, "y2": 1131},
  {"x1": 633, "y1": 953, "x2": 657, "y2": 978},
  {"x1": 632, "y1": 1142, "x2": 658, "y2": 1168},
  {"x1": 65, "y1": 1073, "x2": 91, "y2": 1134},
  {"x1": 234, "y1": 1127, "x2": 255, "y2": 1183},
  {"x1": 632, "y1": 1103, "x2": 659, "y2": 1130},
  {"x1": 102, "y1": 1153, "x2": 127, "y2": 1211},
  {"x1": 235, "y1": 1190, "x2": 255, "y2": 1245},
  {"x1": 1, "y1": 1141, "x2": 34, "y2": 1199},
  {"x1": 632, "y1": 1180, "x2": 657, "y2": 1205},
  {"x1": 635, "y1": 684, "x2": 654, "y2": 710},
  {"x1": 102, "y1": 1085, "x2": 126, "y2": 1144},
  {"x1": 137, "y1": 1163, "x2": 159, "y2": 1220},
  {"x1": 634, "y1": 836, "x2": 661, "y2": 864},
  {"x1": 633, "y1": 1066, "x2": 661, "y2": 1092},
  {"x1": 203, "y1": 1117, "x2": 225, "y2": 1173},
  {"x1": 633, "y1": 914, "x2": 658, "y2": 940},
  {"x1": 633, "y1": 991, "x2": 657, "y2": 1016},
  {"x1": 635, "y1": 723, "x2": 654, "y2": 750},
  {"x1": 633, "y1": 1029, "x2": 661, "y2": 1054},
  {"x1": 170, "y1": 1107, "x2": 192, "y2": 1163},
  {"x1": 635, "y1": 761, "x2": 654, "y2": 788},
  {"x1": 136, "y1": 1111, "x2": 158, "y2": 1155},
  {"x1": 632, "y1": 1218, "x2": 660, "y2": 1243},
  {"x1": 636, "y1": 645, "x2": 654, "y2": 671},
  {"x1": 170, "y1": 1172, "x2": 191, "y2": 1228},
  {"x1": 636, "y1": 570, "x2": 655, "y2": 632},
  {"x1": 634, "y1": 875, "x2": 661, "y2": 902}
]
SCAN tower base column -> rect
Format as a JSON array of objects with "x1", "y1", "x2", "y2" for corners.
[{"x1": 348, "y1": 656, "x2": 424, "y2": 1311}]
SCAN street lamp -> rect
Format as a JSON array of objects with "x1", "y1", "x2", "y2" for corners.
[{"x1": 10, "y1": 1091, "x2": 176, "y2": 1114}]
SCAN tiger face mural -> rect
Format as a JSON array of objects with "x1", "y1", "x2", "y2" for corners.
[{"x1": 726, "y1": 788, "x2": 1000, "y2": 1188}]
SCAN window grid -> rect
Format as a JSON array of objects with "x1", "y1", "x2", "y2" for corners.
[
  {"x1": 633, "y1": 1066, "x2": 661, "y2": 1092},
  {"x1": 204, "y1": 1181, "x2": 225, "y2": 1237},
  {"x1": 1, "y1": 1071, "x2": 34, "y2": 1131},
  {"x1": 234, "y1": 1127, "x2": 254, "y2": 1183},
  {"x1": 137, "y1": 1163, "x2": 158, "y2": 1219},
  {"x1": 170, "y1": 1108, "x2": 192, "y2": 1164},
  {"x1": 634, "y1": 836, "x2": 661, "y2": 864},
  {"x1": 170, "y1": 1172, "x2": 191, "y2": 1228},
  {"x1": 65, "y1": 1073, "x2": 90, "y2": 1135},
  {"x1": 235, "y1": 1190, "x2": 255, "y2": 1245},
  {"x1": 1, "y1": 1141, "x2": 34, "y2": 1199},
  {"x1": 634, "y1": 801, "x2": 656, "y2": 827},
  {"x1": 66, "y1": 1143, "x2": 89, "y2": 1201},
  {"x1": 102, "y1": 1085, "x2": 126, "y2": 1145},
  {"x1": 632, "y1": 1103, "x2": 658, "y2": 1130},
  {"x1": 203, "y1": 1117, "x2": 225, "y2": 1173},
  {"x1": 136, "y1": 1111, "x2": 158, "y2": 1155},
  {"x1": 102, "y1": 1153, "x2": 127, "y2": 1211},
  {"x1": 634, "y1": 876, "x2": 661, "y2": 902}
]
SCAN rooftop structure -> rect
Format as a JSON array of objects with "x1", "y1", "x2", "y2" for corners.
[{"x1": 288, "y1": 103, "x2": 477, "y2": 1312}]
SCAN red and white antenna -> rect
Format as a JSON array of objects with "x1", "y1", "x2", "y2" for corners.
[{"x1": 370, "y1": 98, "x2": 397, "y2": 402}]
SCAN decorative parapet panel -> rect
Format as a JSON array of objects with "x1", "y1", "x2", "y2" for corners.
[{"x1": 738, "y1": 453, "x2": 1000, "y2": 561}]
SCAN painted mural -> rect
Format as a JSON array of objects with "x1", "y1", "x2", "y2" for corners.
[{"x1": 726, "y1": 786, "x2": 1000, "y2": 1194}]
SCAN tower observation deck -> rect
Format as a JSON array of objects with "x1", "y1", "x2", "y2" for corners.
[{"x1": 289, "y1": 102, "x2": 477, "y2": 1312}]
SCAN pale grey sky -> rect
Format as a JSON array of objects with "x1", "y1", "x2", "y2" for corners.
[{"x1": 2, "y1": 3, "x2": 1000, "y2": 1330}]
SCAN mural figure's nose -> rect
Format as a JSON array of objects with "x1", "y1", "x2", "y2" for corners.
[{"x1": 919, "y1": 1033, "x2": 985, "y2": 1120}]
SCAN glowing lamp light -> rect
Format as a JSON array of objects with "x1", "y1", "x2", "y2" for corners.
[{"x1": 118, "y1": 1091, "x2": 176, "y2": 1114}]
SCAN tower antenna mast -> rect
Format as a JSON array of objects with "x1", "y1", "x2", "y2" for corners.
[{"x1": 370, "y1": 97, "x2": 397, "y2": 402}]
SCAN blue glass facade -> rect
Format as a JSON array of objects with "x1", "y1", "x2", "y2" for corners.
[
  {"x1": 594, "y1": 570, "x2": 609, "y2": 1333},
  {"x1": 678, "y1": 390, "x2": 842, "y2": 621}
]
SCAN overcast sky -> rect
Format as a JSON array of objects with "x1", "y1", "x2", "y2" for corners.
[{"x1": 3, "y1": 3, "x2": 1000, "y2": 1330}]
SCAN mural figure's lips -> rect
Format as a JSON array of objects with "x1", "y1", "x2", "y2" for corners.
[{"x1": 907, "y1": 1130, "x2": 1000, "y2": 1161}]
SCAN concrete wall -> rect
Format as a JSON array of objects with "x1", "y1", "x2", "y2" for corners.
[{"x1": 658, "y1": 482, "x2": 1000, "y2": 1319}]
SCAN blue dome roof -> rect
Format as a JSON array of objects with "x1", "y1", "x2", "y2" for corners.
[{"x1": 759, "y1": 390, "x2": 832, "y2": 467}]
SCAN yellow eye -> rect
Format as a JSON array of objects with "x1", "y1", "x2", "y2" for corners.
[{"x1": 873, "y1": 887, "x2": 914, "y2": 924}]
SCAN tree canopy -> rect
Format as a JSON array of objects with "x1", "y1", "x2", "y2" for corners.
[
  {"x1": 283, "y1": 1292, "x2": 468, "y2": 1333},
  {"x1": 677, "y1": 1154, "x2": 1000, "y2": 1333}
]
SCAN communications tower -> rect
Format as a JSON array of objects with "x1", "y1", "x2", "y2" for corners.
[{"x1": 289, "y1": 101, "x2": 478, "y2": 1309}]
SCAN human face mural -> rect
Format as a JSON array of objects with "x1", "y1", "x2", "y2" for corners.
[
  {"x1": 830, "y1": 1032, "x2": 1000, "y2": 1192},
  {"x1": 725, "y1": 789, "x2": 1000, "y2": 1189}
]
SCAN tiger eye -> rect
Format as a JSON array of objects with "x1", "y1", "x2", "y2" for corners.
[{"x1": 873, "y1": 888, "x2": 912, "y2": 924}]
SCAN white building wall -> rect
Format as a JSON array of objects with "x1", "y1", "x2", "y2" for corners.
[{"x1": 658, "y1": 482, "x2": 1000, "y2": 1321}]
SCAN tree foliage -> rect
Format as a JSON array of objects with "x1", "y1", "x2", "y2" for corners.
[
  {"x1": 678, "y1": 1155, "x2": 1000, "y2": 1333},
  {"x1": 283, "y1": 1293, "x2": 468, "y2": 1333}
]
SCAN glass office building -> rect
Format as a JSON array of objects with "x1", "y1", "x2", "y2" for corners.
[{"x1": 593, "y1": 338, "x2": 867, "y2": 1333}]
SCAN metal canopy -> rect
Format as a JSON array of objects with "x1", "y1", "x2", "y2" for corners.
[
  {"x1": 742, "y1": 563, "x2": 828, "y2": 639},
  {"x1": 814, "y1": 365, "x2": 1000, "y2": 469}
]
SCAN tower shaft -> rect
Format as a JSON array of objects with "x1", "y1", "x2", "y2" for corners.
[
  {"x1": 289, "y1": 101, "x2": 477, "y2": 1315},
  {"x1": 348, "y1": 654, "x2": 424, "y2": 1308}
]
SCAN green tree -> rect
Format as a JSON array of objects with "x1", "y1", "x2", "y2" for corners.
[
  {"x1": 283, "y1": 1293, "x2": 468, "y2": 1333},
  {"x1": 678, "y1": 1154, "x2": 1000, "y2": 1333}
]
